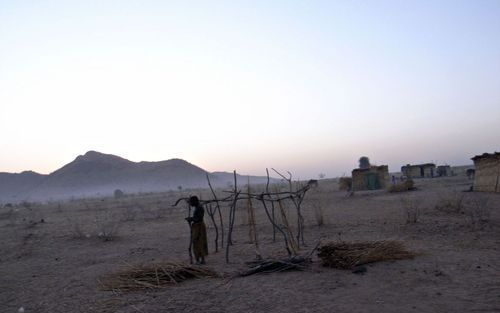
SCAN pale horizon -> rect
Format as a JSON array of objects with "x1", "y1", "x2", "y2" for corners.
[{"x1": 1, "y1": 1, "x2": 499, "y2": 179}]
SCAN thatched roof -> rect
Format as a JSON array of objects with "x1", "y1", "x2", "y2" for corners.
[
  {"x1": 471, "y1": 152, "x2": 500, "y2": 161},
  {"x1": 402, "y1": 163, "x2": 435, "y2": 169},
  {"x1": 352, "y1": 165, "x2": 388, "y2": 173}
]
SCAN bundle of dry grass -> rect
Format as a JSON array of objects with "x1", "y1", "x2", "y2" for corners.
[
  {"x1": 388, "y1": 179, "x2": 415, "y2": 193},
  {"x1": 317, "y1": 241, "x2": 415, "y2": 269},
  {"x1": 99, "y1": 262, "x2": 218, "y2": 291}
]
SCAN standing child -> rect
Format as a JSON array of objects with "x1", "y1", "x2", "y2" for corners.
[{"x1": 186, "y1": 196, "x2": 208, "y2": 264}]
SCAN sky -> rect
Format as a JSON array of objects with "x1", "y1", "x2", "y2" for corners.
[{"x1": 1, "y1": 0, "x2": 499, "y2": 179}]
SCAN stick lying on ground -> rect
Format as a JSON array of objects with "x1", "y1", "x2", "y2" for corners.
[
  {"x1": 239, "y1": 256, "x2": 311, "y2": 277},
  {"x1": 238, "y1": 241, "x2": 321, "y2": 277},
  {"x1": 317, "y1": 240, "x2": 415, "y2": 270},
  {"x1": 99, "y1": 262, "x2": 218, "y2": 291}
]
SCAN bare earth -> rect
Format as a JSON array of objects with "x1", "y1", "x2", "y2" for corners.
[{"x1": 1, "y1": 175, "x2": 499, "y2": 313}]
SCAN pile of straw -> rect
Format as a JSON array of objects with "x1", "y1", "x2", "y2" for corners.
[
  {"x1": 99, "y1": 262, "x2": 218, "y2": 291},
  {"x1": 317, "y1": 241, "x2": 415, "y2": 269}
]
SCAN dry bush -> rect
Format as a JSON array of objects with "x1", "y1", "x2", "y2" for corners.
[
  {"x1": 0, "y1": 206, "x2": 18, "y2": 222},
  {"x1": 463, "y1": 195, "x2": 491, "y2": 230},
  {"x1": 312, "y1": 202, "x2": 325, "y2": 226},
  {"x1": 338, "y1": 177, "x2": 352, "y2": 191},
  {"x1": 435, "y1": 190, "x2": 465, "y2": 213},
  {"x1": 401, "y1": 196, "x2": 421, "y2": 224},
  {"x1": 154, "y1": 206, "x2": 167, "y2": 219},
  {"x1": 121, "y1": 206, "x2": 137, "y2": 222},
  {"x1": 95, "y1": 212, "x2": 121, "y2": 241},
  {"x1": 389, "y1": 179, "x2": 415, "y2": 193},
  {"x1": 66, "y1": 216, "x2": 88, "y2": 239}
]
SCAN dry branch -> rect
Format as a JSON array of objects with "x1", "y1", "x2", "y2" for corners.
[
  {"x1": 206, "y1": 173, "x2": 224, "y2": 249},
  {"x1": 239, "y1": 256, "x2": 311, "y2": 277}
]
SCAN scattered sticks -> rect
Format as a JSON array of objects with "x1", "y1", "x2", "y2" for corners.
[
  {"x1": 238, "y1": 241, "x2": 320, "y2": 277},
  {"x1": 174, "y1": 169, "x2": 314, "y2": 262}
]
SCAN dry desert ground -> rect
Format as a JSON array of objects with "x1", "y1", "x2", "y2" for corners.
[{"x1": 1, "y1": 175, "x2": 499, "y2": 313}]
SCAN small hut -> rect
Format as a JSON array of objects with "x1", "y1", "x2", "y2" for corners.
[
  {"x1": 401, "y1": 163, "x2": 436, "y2": 178},
  {"x1": 437, "y1": 165, "x2": 452, "y2": 177},
  {"x1": 352, "y1": 165, "x2": 389, "y2": 191},
  {"x1": 471, "y1": 152, "x2": 500, "y2": 193}
]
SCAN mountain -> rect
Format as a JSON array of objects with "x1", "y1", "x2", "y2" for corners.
[
  {"x1": 0, "y1": 171, "x2": 47, "y2": 203},
  {"x1": 0, "y1": 151, "x2": 278, "y2": 203}
]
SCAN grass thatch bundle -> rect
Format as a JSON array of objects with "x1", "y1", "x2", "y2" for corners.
[
  {"x1": 317, "y1": 241, "x2": 415, "y2": 269},
  {"x1": 388, "y1": 179, "x2": 415, "y2": 193},
  {"x1": 99, "y1": 262, "x2": 218, "y2": 291}
]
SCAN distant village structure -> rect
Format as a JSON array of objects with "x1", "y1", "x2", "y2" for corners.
[
  {"x1": 437, "y1": 165, "x2": 452, "y2": 177},
  {"x1": 401, "y1": 163, "x2": 436, "y2": 178},
  {"x1": 466, "y1": 168, "x2": 475, "y2": 180},
  {"x1": 352, "y1": 165, "x2": 389, "y2": 191},
  {"x1": 471, "y1": 152, "x2": 500, "y2": 193}
]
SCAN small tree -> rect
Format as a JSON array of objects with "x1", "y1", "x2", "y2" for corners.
[
  {"x1": 359, "y1": 156, "x2": 371, "y2": 169},
  {"x1": 114, "y1": 189, "x2": 124, "y2": 198}
]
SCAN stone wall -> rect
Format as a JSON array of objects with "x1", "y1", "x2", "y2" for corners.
[
  {"x1": 352, "y1": 165, "x2": 389, "y2": 191},
  {"x1": 473, "y1": 154, "x2": 500, "y2": 193}
]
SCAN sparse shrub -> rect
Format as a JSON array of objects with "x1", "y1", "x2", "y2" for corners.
[
  {"x1": 0, "y1": 207, "x2": 18, "y2": 225},
  {"x1": 114, "y1": 189, "x2": 124, "y2": 199},
  {"x1": 67, "y1": 217, "x2": 88, "y2": 239},
  {"x1": 401, "y1": 196, "x2": 421, "y2": 224},
  {"x1": 154, "y1": 206, "x2": 166, "y2": 219},
  {"x1": 313, "y1": 203, "x2": 325, "y2": 226},
  {"x1": 21, "y1": 201, "x2": 32, "y2": 209},
  {"x1": 435, "y1": 190, "x2": 465, "y2": 213},
  {"x1": 339, "y1": 177, "x2": 352, "y2": 191},
  {"x1": 463, "y1": 195, "x2": 491, "y2": 230},
  {"x1": 95, "y1": 213, "x2": 121, "y2": 241},
  {"x1": 121, "y1": 206, "x2": 137, "y2": 221}
]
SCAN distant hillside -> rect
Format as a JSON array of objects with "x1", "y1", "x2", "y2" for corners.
[
  {"x1": 0, "y1": 171, "x2": 46, "y2": 203},
  {"x1": 0, "y1": 151, "x2": 279, "y2": 203}
]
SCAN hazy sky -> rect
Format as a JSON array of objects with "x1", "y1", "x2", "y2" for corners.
[{"x1": 1, "y1": 0, "x2": 499, "y2": 179}]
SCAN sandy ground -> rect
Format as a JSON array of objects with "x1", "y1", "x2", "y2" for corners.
[{"x1": 1, "y1": 175, "x2": 499, "y2": 313}]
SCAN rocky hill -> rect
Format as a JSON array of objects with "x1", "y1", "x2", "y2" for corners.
[{"x1": 0, "y1": 151, "x2": 278, "y2": 203}]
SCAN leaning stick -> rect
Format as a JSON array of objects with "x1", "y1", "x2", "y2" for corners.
[
  {"x1": 206, "y1": 173, "x2": 224, "y2": 250},
  {"x1": 206, "y1": 203, "x2": 219, "y2": 252},
  {"x1": 247, "y1": 178, "x2": 261, "y2": 259},
  {"x1": 226, "y1": 171, "x2": 239, "y2": 263},
  {"x1": 185, "y1": 202, "x2": 193, "y2": 264},
  {"x1": 266, "y1": 168, "x2": 277, "y2": 242},
  {"x1": 260, "y1": 195, "x2": 292, "y2": 257}
]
